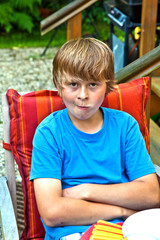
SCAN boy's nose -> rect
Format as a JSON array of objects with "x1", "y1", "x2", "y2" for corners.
[{"x1": 78, "y1": 86, "x2": 88, "y2": 100}]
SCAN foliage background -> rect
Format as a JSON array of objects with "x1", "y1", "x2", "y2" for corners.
[{"x1": 0, "y1": 0, "x2": 111, "y2": 48}]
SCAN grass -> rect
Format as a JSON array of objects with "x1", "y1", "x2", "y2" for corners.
[
  {"x1": 0, "y1": 27, "x2": 66, "y2": 48},
  {"x1": 0, "y1": 21, "x2": 111, "y2": 49}
]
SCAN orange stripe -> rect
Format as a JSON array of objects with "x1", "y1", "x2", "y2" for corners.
[
  {"x1": 117, "y1": 86, "x2": 123, "y2": 110},
  {"x1": 97, "y1": 220, "x2": 122, "y2": 229},
  {"x1": 49, "y1": 91, "x2": 54, "y2": 112},
  {"x1": 36, "y1": 91, "x2": 50, "y2": 124},
  {"x1": 19, "y1": 98, "x2": 25, "y2": 158},
  {"x1": 142, "y1": 77, "x2": 150, "y2": 153},
  {"x1": 19, "y1": 97, "x2": 35, "y2": 237}
]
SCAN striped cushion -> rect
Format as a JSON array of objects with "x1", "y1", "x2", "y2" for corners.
[
  {"x1": 102, "y1": 77, "x2": 150, "y2": 151},
  {"x1": 6, "y1": 77, "x2": 150, "y2": 240},
  {"x1": 81, "y1": 220, "x2": 124, "y2": 240}
]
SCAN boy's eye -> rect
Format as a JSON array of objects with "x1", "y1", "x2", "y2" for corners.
[
  {"x1": 89, "y1": 83, "x2": 97, "y2": 87},
  {"x1": 70, "y1": 82, "x2": 78, "y2": 88}
]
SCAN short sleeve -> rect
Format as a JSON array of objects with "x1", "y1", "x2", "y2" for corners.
[
  {"x1": 125, "y1": 116, "x2": 155, "y2": 181},
  {"x1": 30, "y1": 125, "x2": 62, "y2": 181}
]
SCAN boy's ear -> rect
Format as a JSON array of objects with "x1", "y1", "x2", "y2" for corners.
[
  {"x1": 105, "y1": 85, "x2": 110, "y2": 95},
  {"x1": 57, "y1": 88, "x2": 62, "y2": 98},
  {"x1": 105, "y1": 84, "x2": 117, "y2": 96}
]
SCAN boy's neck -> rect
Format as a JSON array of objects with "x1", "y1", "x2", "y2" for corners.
[{"x1": 68, "y1": 109, "x2": 104, "y2": 134}]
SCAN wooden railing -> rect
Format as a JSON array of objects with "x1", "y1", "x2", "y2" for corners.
[
  {"x1": 115, "y1": 44, "x2": 160, "y2": 128},
  {"x1": 41, "y1": 0, "x2": 98, "y2": 40},
  {"x1": 115, "y1": 45, "x2": 160, "y2": 84}
]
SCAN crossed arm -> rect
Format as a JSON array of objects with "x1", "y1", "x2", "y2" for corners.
[{"x1": 33, "y1": 173, "x2": 160, "y2": 227}]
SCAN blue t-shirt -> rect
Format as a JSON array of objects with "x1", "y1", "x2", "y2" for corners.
[{"x1": 30, "y1": 107, "x2": 155, "y2": 240}]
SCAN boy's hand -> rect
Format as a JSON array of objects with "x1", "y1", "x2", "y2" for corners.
[
  {"x1": 62, "y1": 184, "x2": 90, "y2": 200},
  {"x1": 121, "y1": 208, "x2": 138, "y2": 220}
]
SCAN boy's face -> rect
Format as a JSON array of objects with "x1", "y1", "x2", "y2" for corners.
[{"x1": 61, "y1": 80, "x2": 107, "y2": 123}]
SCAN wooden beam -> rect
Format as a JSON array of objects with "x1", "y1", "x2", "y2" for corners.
[
  {"x1": 115, "y1": 45, "x2": 160, "y2": 83},
  {"x1": 150, "y1": 119, "x2": 160, "y2": 166},
  {"x1": 41, "y1": 0, "x2": 86, "y2": 30},
  {"x1": 152, "y1": 76, "x2": 160, "y2": 97},
  {"x1": 67, "y1": 13, "x2": 82, "y2": 41},
  {"x1": 140, "y1": 0, "x2": 158, "y2": 56},
  {"x1": 41, "y1": 0, "x2": 98, "y2": 35},
  {"x1": 115, "y1": 45, "x2": 160, "y2": 131},
  {"x1": 150, "y1": 92, "x2": 160, "y2": 117}
]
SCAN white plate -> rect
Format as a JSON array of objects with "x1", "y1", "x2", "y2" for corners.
[
  {"x1": 122, "y1": 209, "x2": 160, "y2": 240},
  {"x1": 124, "y1": 234, "x2": 158, "y2": 240}
]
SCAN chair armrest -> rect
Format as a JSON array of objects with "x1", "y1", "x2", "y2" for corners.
[
  {"x1": 0, "y1": 177, "x2": 19, "y2": 239},
  {"x1": 154, "y1": 164, "x2": 160, "y2": 187},
  {"x1": 2, "y1": 93, "x2": 17, "y2": 216}
]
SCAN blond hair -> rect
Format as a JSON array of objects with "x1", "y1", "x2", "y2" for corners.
[{"x1": 52, "y1": 38, "x2": 115, "y2": 95}]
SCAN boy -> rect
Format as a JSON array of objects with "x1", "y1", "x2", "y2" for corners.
[{"x1": 30, "y1": 38, "x2": 160, "y2": 240}]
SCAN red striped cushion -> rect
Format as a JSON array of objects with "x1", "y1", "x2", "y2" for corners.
[
  {"x1": 102, "y1": 77, "x2": 150, "y2": 151},
  {"x1": 6, "y1": 77, "x2": 150, "y2": 240}
]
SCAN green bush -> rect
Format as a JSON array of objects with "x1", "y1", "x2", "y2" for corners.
[
  {"x1": 0, "y1": 0, "x2": 112, "y2": 48},
  {"x1": 0, "y1": 0, "x2": 42, "y2": 33}
]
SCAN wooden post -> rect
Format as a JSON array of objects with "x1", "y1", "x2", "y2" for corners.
[
  {"x1": 140, "y1": 0, "x2": 158, "y2": 130},
  {"x1": 67, "y1": 13, "x2": 82, "y2": 41},
  {"x1": 140, "y1": 0, "x2": 158, "y2": 56}
]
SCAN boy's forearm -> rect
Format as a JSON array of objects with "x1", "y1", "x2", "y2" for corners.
[
  {"x1": 34, "y1": 179, "x2": 132, "y2": 228},
  {"x1": 93, "y1": 174, "x2": 160, "y2": 209},
  {"x1": 83, "y1": 182, "x2": 159, "y2": 210},
  {"x1": 63, "y1": 174, "x2": 160, "y2": 210},
  {"x1": 43, "y1": 197, "x2": 135, "y2": 227}
]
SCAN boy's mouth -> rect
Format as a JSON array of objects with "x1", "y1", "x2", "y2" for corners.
[{"x1": 77, "y1": 105, "x2": 89, "y2": 110}]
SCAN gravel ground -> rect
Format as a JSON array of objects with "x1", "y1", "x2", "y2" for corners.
[
  {"x1": 0, "y1": 47, "x2": 59, "y2": 238},
  {"x1": 0, "y1": 47, "x2": 59, "y2": 179}
]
